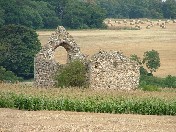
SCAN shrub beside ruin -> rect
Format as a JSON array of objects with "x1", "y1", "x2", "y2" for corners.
[{"x1": 55, "y1": 60, "x2": 88, "y2": 88}]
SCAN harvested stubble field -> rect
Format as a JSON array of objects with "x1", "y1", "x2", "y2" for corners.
[
  {"x1": 38, "y1": 20, "x2": 176, "y2": 77},
  {"x1": 0, "y1": 108, "x2": 176, "y2": 132}
]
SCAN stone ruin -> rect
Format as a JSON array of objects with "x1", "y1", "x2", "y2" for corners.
[
  {"x1": 89, "y1": 50, "x2": 140, "y2": 90},
  {"x1": 34, "y1": 26, "x2": 140, "y2": 90},
  {"x1": 34, "y1": 26, "x2": 86, "y2": 87}
]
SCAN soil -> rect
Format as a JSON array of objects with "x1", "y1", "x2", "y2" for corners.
[{"x1": 0, "y1": 108, "x2": 175, "y2": 132}]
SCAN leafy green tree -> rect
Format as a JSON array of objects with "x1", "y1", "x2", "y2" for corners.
[
  {"x1": 85, "y1": 4, "x2": 107, "y2": 28},
  {"x1": 55, "y1": 0, "x2": 106, "y2": 29},
  {"x1": 131, "y1": 50, "x2": 162, "y2": 89},
  {"x1": 129, "y1": 5, "x2": 147, "y2": 18},
  {"x1": 0, "y1": 7, "x2": 5, "y2": 27},
  {"x1": 130, "y1": 50, "x2": 160, "y2": 75},
  {"x1": 0, "y1": 0, "x2": 20, "y2": 25},
  {"x1": 1, "y1": 0, "x2": 176, "y2": 28},
  {"x1": 0, "y1": 0, "x2": 60, "y2": 29},
  {"x1": 20, "y1": 6, "x2": 43, "y2": 29},
  {"x1": 147, "y1": 0, "x2": 163, "y2": 18},
  {"x1": 130, "y1": 54, "x2": 148, "y2": 76},
  {"x1": 143, "y1": 50, "x2": 160, "y2": 74},
  {"x1": 0, "y1": 25, "x2": 41, "y2": 79},
  {"x1": 29, "y1": 1, "x2": 61, "y2": 28},
  {"x1": 97, "y1": 0, "x2": 119, "y2": 18},
  {"x1": 0, "y1": 0, "x2": 42, "y2": 28},
  {"x1": 162, "y1": 0, "x2": 176, "y2": 18},
  {"x1": 130, "y1": 54, "x2": 142, "y2": 65},
  {"x1": 96, "y1": 0, "x2": 166, "y2": 19},
  {"x1": 61, "y1": 2, "x2": 86, "y2": 29}
]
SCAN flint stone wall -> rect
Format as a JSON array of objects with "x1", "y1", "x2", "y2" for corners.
[
  {"x1": 34, "y1": 26, "x2": 86, "y2": 87},
  {"x1": 89, "y1": 50, "x2": 140, "y2": 90},
  {"x1": 34, "y1": 26, "x2": 140, "y2": 90}
]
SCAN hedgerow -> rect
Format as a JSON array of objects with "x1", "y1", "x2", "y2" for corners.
[{"x1": 139, "y1": 75, "x2": 176, "y2": 89}]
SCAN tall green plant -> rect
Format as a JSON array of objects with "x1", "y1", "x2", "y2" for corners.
[
  {"x1": 0, "y1": 92, "x2": 176, "y2": 115},
  {"x1": 130, "y1": 49, "x2": 160, "y2": 75}
]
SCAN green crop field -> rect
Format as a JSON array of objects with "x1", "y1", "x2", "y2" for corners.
[{"x1": 0, "y1": 83, "x2": 176, "y2": 115}]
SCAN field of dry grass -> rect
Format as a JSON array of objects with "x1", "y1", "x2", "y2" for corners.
[{"x1": 37, "y1": 19, "x2": 176, "y2": 77}]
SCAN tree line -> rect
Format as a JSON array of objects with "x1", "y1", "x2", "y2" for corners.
[
  {"x1": 96, "y1": 0, "x2": 176, "y2": 19},
  {"x1": 0, "y1": 0, "x2": 176, "y2": 29},
  {"x1": 0, "y1": 0, "x2": 106, "y2": 29}
]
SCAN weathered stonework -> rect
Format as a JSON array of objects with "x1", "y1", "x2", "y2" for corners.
[
  {"x1": 34, "y1": 26, "x2": 86, "y2": 87},
  {"x1": 89, "y1": 50, "x2": 140, "y2": 90},
  {"x1": 34, "y1": 26, "x2": 140, "y2": 90}
]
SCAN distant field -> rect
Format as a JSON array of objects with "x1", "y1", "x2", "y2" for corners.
[{"x1": 37, "y1": 19, "x2": 176, "y2": 77}]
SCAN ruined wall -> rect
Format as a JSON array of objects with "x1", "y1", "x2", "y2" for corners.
[
  {"x1": 34, "y1": 26, "x2": 86, "y2": 87},
  {"x1": 89, "y1": 50, "x2": 140, "y2": 90},
  {"x1": 34, "y1": 26, "x2": 140, "y2": 90}
]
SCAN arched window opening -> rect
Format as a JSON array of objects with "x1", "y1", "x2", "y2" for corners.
[{"x1": 54, "y1": 46, "x2": 68, "y2": 64}]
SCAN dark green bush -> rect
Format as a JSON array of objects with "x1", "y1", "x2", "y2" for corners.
[
  {"x1": 55, "y1": 60, "x2": 88, "y2": 88},
  {"x1": 0, "y1": 66, "x2": 22, "y2": 83},
  {"x1": 164, "y1": 75, "x2": 176, "y2": 88},
  {"x1": 139, "y1": 75, "x2": 176, "y2": 88},
  {"x1": 140, "y1": 84, "x2": 161, "y2": 92},
  {"x1": 139, "y1": 75, "x2": 164, "y2": 87},
  {"x1": 130, "y1": 50, "x2": 176, "y2": 89}
]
